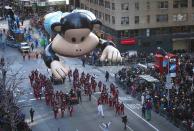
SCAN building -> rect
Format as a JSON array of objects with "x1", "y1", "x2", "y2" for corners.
[
  {"x1": 69, "y1": 0, "x2": 80, "y2": 9},
  {"x1": 79, "y1": 0, "x2": 194, "y2": 52}
]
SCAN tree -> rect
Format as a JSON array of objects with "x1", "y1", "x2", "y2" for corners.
[{"x1": 0, "y1": 58, "x2": 28, "y2": 131}]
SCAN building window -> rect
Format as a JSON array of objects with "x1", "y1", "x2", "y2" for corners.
[
  {"x1": 173, "y1": 0, "x2": 188, "y2": 8},
  {"x1": 99, "y1": 12, "x2": 102, "y2": 19},
  {"x1": 90, "y1": 8, "x2": 94, "y2": 13},
  {"x1": 158, "y1": 1, "x2": 168, "y2": 9},
  {"x1": 94, "y1": 0, "x2": 98, "y2": 4},
  {"x1": 135, "y1": 2, "x2": 139, "y2": 10},
  {"x1": 85, "y1": 6, "x2": 89, "y2": 10},
  {"x1": 112, "y1": 3, "x2": 115, "y2": 10},
  {"x1": 102, "y1": 13, "x2": 104, "y2": 20},
  {"x1": 99, "y1": 0, "x2": 104, "y2": 6},
  {"x1": 192, "y1": 13, "x2": 194, "y2": 21},
  {"x1": 135, "y1": 16, "x2": 139, "y2": 24},
  {"x1": 121, "y1": 17, "x2": 129, "y2": 25},
  {"x1": 173, "y1": 14, "x2": 188, "y2": 22},
  {"x1": 80, "y1": 3, "x2": 84, "y2": 9},
  {"x1": 112, "y1": 16, "x2": 115, "y2": 24},
  {"x1": 121, "y1": 3, "x2": 129, "y2": 10},
  {"x1": 147, "y1": 15, "x2": 150, "y2": 23},
  {"x1": 156, "y1": 14, "x2": 168, "y2": 22},
  {"x1": 105, "y1": 14, "x2": 110, "y2": 23},
  {"x1": 94, "y1": 10, "x2": 98, "y2": 17},
  {"x1": 146, "y1": 1, "x2": 150, "y2": 9},
  {"x1": 192, "y1": 0, "x2": 194, "y2": 7},
  {"x1": 130, "y1": 30, "x2": 139, "y2": 37},
  {"x1": 105, "y1": 1, "x2": 110, "y2": 9}
]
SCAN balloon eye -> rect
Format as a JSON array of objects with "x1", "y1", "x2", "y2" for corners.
[
  {"x1": 72, "y1": 37, "x2": 76, "y2": 43},
  {"x1": 81, "y1": 37, "x2": 85, "y2": 42}
]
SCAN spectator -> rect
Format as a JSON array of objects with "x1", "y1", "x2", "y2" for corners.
[
  {"x1": 30, "y1": 108, "x2": 35, "y2": 122},
  {"x1": 1, "y1": 29, "x2": 7, "y2": 49},
  {"x1": 105, "y1": 71, "x2": 109, "y2": 82}
]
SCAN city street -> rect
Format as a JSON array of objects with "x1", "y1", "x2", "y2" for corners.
[
  {"x1": 1, "y1": 1, "x2": 194, "y2": 130},
  {"x1": 0, "y1": 45, "x2": 181, "y2": 131}
]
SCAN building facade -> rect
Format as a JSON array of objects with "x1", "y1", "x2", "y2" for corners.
[{"x1": 79, "y1": 0, "x2": 194, "y2": 52}]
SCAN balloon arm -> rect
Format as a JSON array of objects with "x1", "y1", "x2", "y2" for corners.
[
  {"x1": 97, "y1": 38, "x2": 116, "y2": 51},
  {"x1": 42, "y1": 43, "x2": 59, "y2": 68}
]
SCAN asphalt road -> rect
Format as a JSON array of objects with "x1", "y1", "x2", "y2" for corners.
[{"x1": 0, "y1": 45, "x2": 181, "y2": 131}]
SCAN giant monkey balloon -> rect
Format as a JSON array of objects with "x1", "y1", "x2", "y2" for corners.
[{"x1": 42, "y1": 9, "x2": 122, "y2": 79}]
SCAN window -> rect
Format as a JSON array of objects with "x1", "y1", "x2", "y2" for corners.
[
  {"x1": 158, "y1": 1, "x2": 168, "y2": 9},
  {"x1": 112, "y1": 3, "x2": 115, "y2": 10},
  {"x1": 192, "y1": 0, "x2": 194, "y2": 7},
  {"x1": 121, "y1": 17, "x2": 129, "y2": 25},
  {"x1": 146, "y1": 1, "x2": 150, "y2": 9},
  {"x1": 90, "y1": 8, "x2": 94, "y2": 13},
  {"x1": 173, "y1": 0, "x2": 188, "y2": 8},
  {"x1": 173, "y1": 14, "x2": 188, "y2": 22},
  {"x1": 156, "y1": 14, "x2": 168, "y2": 22},
  {"x1": 102, "y1": 13, "x2": 104, "y2": 20},
  {"x1": 173, "y1": 0, "x2": 179, "y2": 8},
  {"x1": 135, "y1": 2, "x2": 139, "y2": 10},
  {"x1": 105, "y1": 1, "x2": 110, "y2": 9},
  {"x1": 180, "y1": 0, "x2": 188, "y2": 7},
  {"x1": 135, "y1": 16, "x2": 139, "y2": 24},
  {"x1": 99, "y1": 0, "x2": 104, "y2": 6},
  {"x1": 99, "y1": 12, "x2": 102, "y2": 19},
  {"x1": 94, "y1": 10, "x2": 98, "y2": 17},
  {"x1": 94, "y1": 0, "x2": 98, "y2": 4},
  {"x1": 130, "y1": 30, "x2": 139, "y2": 37},
  {"x1": 147, "y1": 15, "x2": 150, "y2": 23},
  {"x1": 121, "y1": 3, "x2": 129, "y2": 10},
  {"x1": 192, "y1": 13, "x2": 194, "y2": 21},
  {"x1": 105, "y1": 14, "x2": 110, "y2": 23},
  {"x1": 112, "y1": 16, "x2": 115, "y2": 24},
  {"x1": 80, "y1": 3, "x2": 84, "y2": 9},
  {"x1": 85, "y1": 6, "x2": 89, "y2": 10}
]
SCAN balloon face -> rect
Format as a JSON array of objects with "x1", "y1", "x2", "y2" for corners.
[
  {"x1": 63, "y1": 28, "x2": 90, "y2": 44},
  {"x1": 52, "y1": 31, "x2": 99, "y2": 57}
]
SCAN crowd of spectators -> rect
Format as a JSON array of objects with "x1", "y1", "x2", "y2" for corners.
[{"x1": 116, "y1": 53, "x2": 194, "y2": 130}]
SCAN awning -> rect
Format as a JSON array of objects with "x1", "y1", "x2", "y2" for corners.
[{"x1": 139, "y1": 75, "x2": 159, "y2": 82}]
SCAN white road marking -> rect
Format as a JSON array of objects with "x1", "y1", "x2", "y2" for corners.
[
  {"x1": 18, "y1": 100, "x2": 26, "y2": 103},
  {"x1": 124, "y1": 102, "x2": 159, "y2": 131},
  {"x1": 119, "y1": 96, "x2": 133, "y2": 101},
  {"x1": 93, "y1": 92, "x2": 101, "y2": 95},
  {"x1": 18, "y1": 97, "x2": 45, "y2": 103},
  {"x1": 126, "y1": 125, "x2": 134, "y2": 131},
  {"x1": 29, "y1": 97, "x2": 45, "y2": 101},
  {"x1": 127, "y1": 103, "x2": 142, "y2": 110}
]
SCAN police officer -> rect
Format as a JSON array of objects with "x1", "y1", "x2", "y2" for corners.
[{"x1": 122, "y1": 115, "x2": 128, "y2": 130}]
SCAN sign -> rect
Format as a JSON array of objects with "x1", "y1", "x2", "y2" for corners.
[
  {"x1": 166, "y1": 74, "x2": 171, "y2": 83},
  {"x1": 165, "y1": 74, "x2": 172, "y2": 89},
  {"x1": 120, "y1": 38, "x2": 137, "y2": 45},
  {"x1": 165, "y1": 82, "x2": 173, "y2": 89}
]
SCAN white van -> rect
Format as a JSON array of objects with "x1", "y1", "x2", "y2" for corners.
[{"x1": 20, "y1": 42, "x2": 30, "y2": 53}]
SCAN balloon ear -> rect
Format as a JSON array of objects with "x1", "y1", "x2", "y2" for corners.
[
  {"x1": 91, "y1": 19, "x2": 102, "y2": 25},
  {"x1": 51, "y1": 22, "x2": 62, "y2": 33}
]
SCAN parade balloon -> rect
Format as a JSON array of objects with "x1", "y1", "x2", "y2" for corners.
[{"x1": 42, "y1": 9, "x2": 122, "y2": 79}]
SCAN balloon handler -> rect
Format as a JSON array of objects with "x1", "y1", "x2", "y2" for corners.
[{"x1": 42, "y1": 9, "x2": 122, "y2": 80}]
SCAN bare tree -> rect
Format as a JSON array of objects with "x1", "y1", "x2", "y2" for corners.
[{"x1": 0, "y1": 58, "x2": 28, "y2": 131}]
